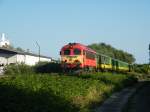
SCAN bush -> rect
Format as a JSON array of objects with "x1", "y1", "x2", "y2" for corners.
[
  {"x1": 77, "y1": 73, "x2": 137, "y2": 90},
  {"x1": 3, "y1": 62, "x2": 62, "y2": 75},
  {"x1": 4, "y1": 63, "x2": 34, "y2": 75},
  {"x1": 0, "y1": 72, "x2": 137, "y2": 112},
  {"x1": 34, "y1": 62, "x2": 62, "y2": 73},
  {"x1": 134, "y1": 64, "x2": 149, "y2": 74}
]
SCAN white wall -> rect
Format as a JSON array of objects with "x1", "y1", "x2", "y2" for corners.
[
  {"x1": 16, "y1": 54, "x2": 25, "y2": 64},
  {"x1": 40, "y1": 57, "x2": 52, "y2": 62},
  {"x1": 25, "y1": 55, "x2": 39, "y2": 65},
  {"x1": 8, "y1": 55, "x2": 17, "y2": 64},
  {"x1": 24, "y1": 55, "x2": 51, "y2": 66},
  {"x1": 0, "y1": 53, "x2": 17, "y2": 65},
  {"x1": 0, "y1": 53, "x2": 52, "y2": 66}
]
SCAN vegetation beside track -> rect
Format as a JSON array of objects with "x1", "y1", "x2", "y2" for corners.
[{"x1": 0, "y1": 72, "x2": 137, "y2": 112}]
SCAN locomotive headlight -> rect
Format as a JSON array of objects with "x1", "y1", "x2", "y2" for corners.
[
  {"x1": 69, "y1": 45, "x2": 73, "y2": 49},
  {"x1": 74, "y1": 60, "x2": 81, "y2": 65}
]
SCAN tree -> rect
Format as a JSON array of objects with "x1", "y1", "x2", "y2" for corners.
[
  {"x1": 88, "y1": 43, "x2": 135, "y2": 63},
  {"x1": 16, "y1": 47, "x2": 25, "y2": 52}
]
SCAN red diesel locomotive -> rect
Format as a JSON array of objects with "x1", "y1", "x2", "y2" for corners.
[{"x1": 60, "y1": 43, "x2": 97, "y2": 70}]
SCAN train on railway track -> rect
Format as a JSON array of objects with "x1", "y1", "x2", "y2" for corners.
[{"x1": 60, "y1": 43, "x2": 132, "y2": 72}]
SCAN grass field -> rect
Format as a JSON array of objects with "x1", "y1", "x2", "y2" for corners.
[{"x1": 0, "y1": 73, "x2": 137, "y2": 112}]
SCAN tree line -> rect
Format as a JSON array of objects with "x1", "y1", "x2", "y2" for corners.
[{"x1": 88, "y1": 43, "x2": 135, "y2": 64}]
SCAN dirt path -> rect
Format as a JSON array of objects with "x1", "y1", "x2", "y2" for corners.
[{"x1": 125, "y1": 81, "x2": 150, "y2": 112}]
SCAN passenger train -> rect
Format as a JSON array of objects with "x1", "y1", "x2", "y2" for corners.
[{"x1": 60, "y1": 43, "x2": 132, "y2": 72}]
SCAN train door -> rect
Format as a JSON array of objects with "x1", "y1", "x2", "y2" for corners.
[
  {"x1": 98, "y1": 55, "x2": 102, "y2": 71},
  {"x1": 111, "y1": 59, "x2": 115, "y2": 71},
  {"x1": 116, "y1": 61, "x2": 119, "y2": 71}
]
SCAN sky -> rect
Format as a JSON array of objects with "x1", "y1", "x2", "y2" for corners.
[{"x1": 0, "y1": 0, "x2": 150, "y2": 64}]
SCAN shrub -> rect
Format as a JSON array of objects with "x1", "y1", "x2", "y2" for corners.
[
  {"x1": 34, "y1": 62, "x2": 62, "y2": 73},
  {"x1": 0, "y1": 72, "x2": 137, "y2": 112},
  {"x1": 4, "y1": 63, "x2": 34, "y2": 75},
  {"x1": 134, "y1": 64, "x2": 149, "y2": 74}
]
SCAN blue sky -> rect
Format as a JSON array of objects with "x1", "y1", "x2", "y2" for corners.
[{"x1": 0, "y1": 0, "x2": 150, "y2": 63}]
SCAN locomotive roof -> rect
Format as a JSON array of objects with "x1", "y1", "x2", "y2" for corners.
[{"x1": 61, "y1": 43, "x2": 96, "y2": 53}]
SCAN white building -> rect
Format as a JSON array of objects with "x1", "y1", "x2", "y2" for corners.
[
  {"x1": 0, "y1": 47, "x2": 52, "y2": 66},
  {"x1": 0, "y1": 33, "x2": 10, "y2": 47}
]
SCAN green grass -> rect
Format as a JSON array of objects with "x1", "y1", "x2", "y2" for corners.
[{"x1": 0, "y1": 73, "x2": 137, "y2": 112}]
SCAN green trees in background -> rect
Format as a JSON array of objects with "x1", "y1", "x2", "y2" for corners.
[
  {"x1": 134, "y1": 64, "x2": 150, "y2": 74},
  {"x1": 88, "y1": 43, "x2": 135, "y2": 64}
]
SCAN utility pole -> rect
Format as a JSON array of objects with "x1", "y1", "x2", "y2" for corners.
[{"x1": 36, "y1": 41, "x2": 40, "y2": 62}]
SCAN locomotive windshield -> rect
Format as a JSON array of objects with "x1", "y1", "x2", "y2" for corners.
[
  {"x1": 74, "y1": 48, "x2": 81, "y2": 55},
  {"x1": 64, "y1": 49, "x2": 70, "y2": 55}
]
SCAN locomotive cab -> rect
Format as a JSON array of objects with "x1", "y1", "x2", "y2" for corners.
[
  {"x1": 60, "y1": 43, "x2": 84, "y2": 69},
  {"x1": 60, "y1": 43, "x2": 97, "y2": 71}
]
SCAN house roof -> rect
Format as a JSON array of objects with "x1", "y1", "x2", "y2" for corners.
[{"x1": 0, "y1": 47, "x2": 52, "y2": 59}]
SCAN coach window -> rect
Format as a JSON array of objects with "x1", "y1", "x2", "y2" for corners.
[
  {"x1": 74, "y1": 48, "x2": 81, "y2": 55},
  {"x1": 64, "y1": 49, "x2": 70, "y2": 55},
  {"x1": 105, "y1": 57, "x2": 110, "y2": 65}
]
